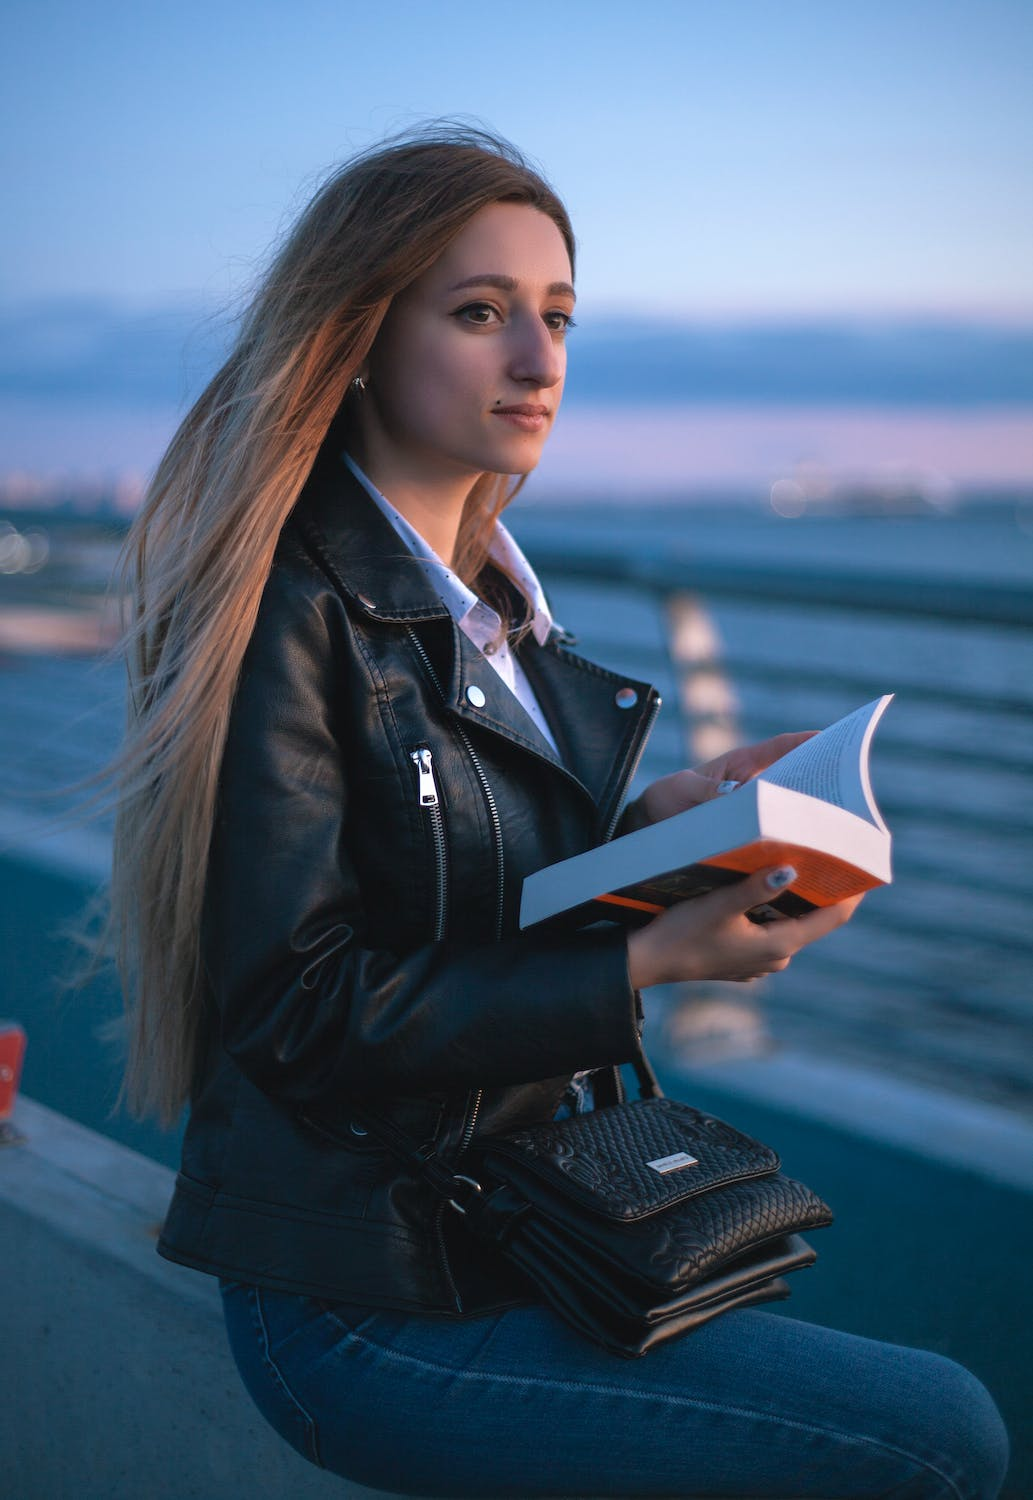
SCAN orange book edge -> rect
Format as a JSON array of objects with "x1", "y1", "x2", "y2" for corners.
[{"x1": 593, "y1": 838, "x2": 884, "y2": 915}]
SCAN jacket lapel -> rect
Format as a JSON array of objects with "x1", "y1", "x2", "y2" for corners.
[
  {"x1": 517, "y1": 634, "x2": 659, "y2": 823},
  {"x1": 441, "y1": 619, "x2": 567, "y2": 768},
  {"x1": 293, "y1": 441, "x2": 661, "y2": 824},
  {"x1": 295, "y1": 439, "x2": 453, "y2": 622}
]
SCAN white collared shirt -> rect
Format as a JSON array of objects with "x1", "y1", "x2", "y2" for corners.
[{"x1": 342, "y1": 452, "x2": 561, "y2": 756}]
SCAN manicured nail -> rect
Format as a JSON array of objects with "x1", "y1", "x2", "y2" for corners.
[
  {"x1": 716, "y1": 780, "x2": 741, "y2": 795},
  {"x1": 765, "y1": 865, "x2": 797, "y2": 891}
]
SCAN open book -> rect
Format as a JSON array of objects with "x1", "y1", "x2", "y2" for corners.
[{"x1": 520, "y1": 696, "x2": 894, "y2": 931}]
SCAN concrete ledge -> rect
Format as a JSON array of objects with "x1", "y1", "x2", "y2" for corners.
[
  {"x1": 0, "y1": 1095, "x2": 821, "y2": 1500},
  {"x1": 668, "y1": 1045, "x2": 1033, "y2": 1193},
  {"x1": 0, "y1": 1096, "x2": 380, "y2": 1500},
  {"x1": 6, "y1": 1089, "x2": 1020, "y2": 1498}
]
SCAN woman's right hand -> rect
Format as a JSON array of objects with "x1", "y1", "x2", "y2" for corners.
[{"x1": 625, "y1": 866, "x2": 863, "y2": 989}]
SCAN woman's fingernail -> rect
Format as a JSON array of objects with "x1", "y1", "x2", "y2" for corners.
[
  {"x1": 716, "y1": 780, "x2": 741, "y2": 795},
  {"x1": 765, "y1": 865, "x2": 798, "y2": 891}
]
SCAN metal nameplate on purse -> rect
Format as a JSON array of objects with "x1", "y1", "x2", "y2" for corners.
[{"x1": 647, "y1": 1152, "x2": 700, "y2": 1173}]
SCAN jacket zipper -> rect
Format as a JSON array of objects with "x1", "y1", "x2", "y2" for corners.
[
  {"x1": 410, "y1": 747, "x2": 447, "y2": 942},
  {"x1": 446, "y1": 712, "x2": 499, "y2": 1159},
  {"x1": 602, "y1": 691, "x2": 662, "y2": 843},
  {"x1": 409, "y1": 743, "x2": 466, "y2": 1304},
  {"x1": 601, "y1": 687, "x2": 661, "y2": 1108},
  {"x1": 407, "y1": 628, "x2": 505, "y2": 1309}
]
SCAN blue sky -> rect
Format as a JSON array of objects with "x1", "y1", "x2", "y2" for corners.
[
  {"x1": 2, "y1": 1, "x2": 1030, "y2": 487},
  {"x1": 3, "y1": 0, "x2": 1031, "y2": 317}
]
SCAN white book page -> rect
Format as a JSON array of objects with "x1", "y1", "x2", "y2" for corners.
[{"x1": 758, "y1": 695, "x2": 893, "y2": 830}]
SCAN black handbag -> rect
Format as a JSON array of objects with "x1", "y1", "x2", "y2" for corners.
[{"x1": 354, "y1": 1055, "x2": 833, "y2": 1359}]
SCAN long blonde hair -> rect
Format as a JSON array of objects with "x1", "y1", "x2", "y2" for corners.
[{"x1": 107, "y1": 125, "x2": 575, "y2": 1125}]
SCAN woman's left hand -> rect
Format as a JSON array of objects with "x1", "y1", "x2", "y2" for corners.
[{"x1": 620, "y1": 732, "x2": 817, "y2": 834}]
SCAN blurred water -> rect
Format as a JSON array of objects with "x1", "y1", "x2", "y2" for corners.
[{"x1": 514, "y1": 498, "x2": 1033, "y2": 583}]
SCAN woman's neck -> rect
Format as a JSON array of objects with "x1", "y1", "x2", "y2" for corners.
[{"x1": 348, "y1": 438, "x2": 479, "y2": 569}]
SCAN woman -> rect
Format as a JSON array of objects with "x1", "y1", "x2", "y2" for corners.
[{"x1": 110, "y1": 126, "x2": 1008, "y2": 1497}]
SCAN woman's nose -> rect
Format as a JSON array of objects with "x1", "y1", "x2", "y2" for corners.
[{"x1": 508, "y1": 316, "x2": 565, "y2": 390}]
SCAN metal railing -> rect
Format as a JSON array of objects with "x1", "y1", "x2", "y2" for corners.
[
  {"x1": 527, "y1": 538, "x2": 1033, "y2": 1117},
  {"x1": 2, "y1": 513, "x2": 1030, "y2": 1117}
]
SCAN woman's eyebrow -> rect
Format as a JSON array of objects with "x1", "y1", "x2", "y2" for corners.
[{"x1": 447, "y1": 273, "x2": 576, "y2": 300}]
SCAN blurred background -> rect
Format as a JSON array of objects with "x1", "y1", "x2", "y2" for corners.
[{"x1": 1, "y1": 0, "x2": 1032, "y2": 1488}]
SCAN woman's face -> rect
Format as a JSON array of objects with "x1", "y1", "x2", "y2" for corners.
[{"x1": 357, "y1": 201, "x2": 575, "y2": 485}]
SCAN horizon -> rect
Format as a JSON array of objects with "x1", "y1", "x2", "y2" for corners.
[{"x1": 2, "y1": 300, "x2": 1030, "y2": 492}]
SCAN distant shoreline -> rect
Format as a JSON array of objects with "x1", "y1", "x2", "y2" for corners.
[{"x1": 1, "y1": 396, "x2": 1031, "y2": 500}]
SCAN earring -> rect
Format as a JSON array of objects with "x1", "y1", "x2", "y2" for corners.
[{"x1": 351, "y1": 374, "x2": 367, "y2": 395}]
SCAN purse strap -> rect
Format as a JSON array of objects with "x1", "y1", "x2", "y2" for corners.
[
  {"x1": 344, "y1": 1102, "x2": 477, "y2": 1204},
  {"x1": 631, "y1": 1045, "x2": 662, "y2": 1101},
  {"x1": 344, "y1": 1039, "x2": 662, "y2": 1213}
]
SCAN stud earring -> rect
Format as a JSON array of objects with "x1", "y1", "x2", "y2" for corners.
[{"x1": 351, "y1": 375, "x2": 367, "y2": 395}]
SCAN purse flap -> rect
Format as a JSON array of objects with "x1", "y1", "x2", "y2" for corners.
[{"x1": 477, "y1": 1098, "x2": 781, "y2": 1222}]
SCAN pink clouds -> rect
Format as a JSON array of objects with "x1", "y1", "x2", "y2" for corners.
[
  {"x1": 0, "y1": 396, "x2": 1030, "y2": 500},
  {"x1": 536, "y1": 405, "x2": 1033, "y2": 495}
]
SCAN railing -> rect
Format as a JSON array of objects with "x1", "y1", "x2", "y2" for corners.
[
  {"x1": 2, "y1": 513, "x2": 1031, "y2": 1119},
  {"x1": 524, "y1": 536, "x2": 1033, "y2": 1118}
]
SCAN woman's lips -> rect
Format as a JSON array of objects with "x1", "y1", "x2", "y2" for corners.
[{"x1": 492, "y1": 404, "x2": 549, "y2": 433}]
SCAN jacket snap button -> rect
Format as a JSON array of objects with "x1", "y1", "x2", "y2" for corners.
[
  {"x1": 615, "y1": 687, "x2": 638, "y2": 709},
  {"x1": 356, "y1": 593, "x2": 377, "y2": 611},
  {"x1": 466, "y1": 684, "x2": 486, "y2": 708}
]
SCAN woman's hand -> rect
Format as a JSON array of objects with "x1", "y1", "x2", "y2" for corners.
[
  {"x1": 621, "y1": 732, "x2": 817, "y2": 835},
  {"x1": 626, "y1": 865, "x2": 863, "y2": 989}
]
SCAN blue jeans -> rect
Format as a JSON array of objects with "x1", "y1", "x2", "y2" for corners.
[{"x1": 219, "y1": 1281, "x2": 1008, "y2": 1498}]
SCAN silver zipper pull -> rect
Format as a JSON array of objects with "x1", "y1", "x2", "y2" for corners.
[{"x1": 410, "y1": 747, "x2": 440, "y2": 807}]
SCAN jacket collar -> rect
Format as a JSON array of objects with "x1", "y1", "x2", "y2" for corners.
[
  {"x1": 341, "y1": 449, "x2": 556, "y2": 649},
  {"x1": 293, "y1": 438, "x2": 454, "y2": 623},
  {"x1": 292, "y1": 440, "x2": 660, "y2": 831}
]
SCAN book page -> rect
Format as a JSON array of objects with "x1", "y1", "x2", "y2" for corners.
[{"x1": 758, "y1": 696, "x2": 892, "y2": 829}]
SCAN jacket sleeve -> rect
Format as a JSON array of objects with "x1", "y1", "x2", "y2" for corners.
[{"x1": 201, "y1": 553, "x2": 644, "y2": 1126}]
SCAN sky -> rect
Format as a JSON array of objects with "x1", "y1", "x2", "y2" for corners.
[
  {"x1": 1, "y1": 0, "x2": 1031, "y2": 489},
  {"x1": 3, "y1": 0, "x2": 1031, "y2": 318}
]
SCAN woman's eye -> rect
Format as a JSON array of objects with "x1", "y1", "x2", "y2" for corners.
[
  {"x1": 456, "y1": 302, "x2": 499, "y2": 326},
  {"x1": 545, "y1": 311, "x2": 577, "y2": 334},
  {"x1": 454, "y1": 303, "x2": 576, "y2": 334}
]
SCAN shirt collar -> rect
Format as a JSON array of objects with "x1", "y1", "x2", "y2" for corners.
[{"x1": 341, "y1": 451, "x2": 553, "y2": 647}]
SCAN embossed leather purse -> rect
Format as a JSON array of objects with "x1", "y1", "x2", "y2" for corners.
[{"x1": 355, "y1": 1058, "x2": 833, "y2": 1359}]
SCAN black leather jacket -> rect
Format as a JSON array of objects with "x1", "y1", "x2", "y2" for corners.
[{"x1": 157, "y1": 445, "x2": 661, "y2": 1316}]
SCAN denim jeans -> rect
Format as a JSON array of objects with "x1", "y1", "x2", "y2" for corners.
[{"x1": 219, "y1": 1280, "x2": 1008, "y2": 1498}]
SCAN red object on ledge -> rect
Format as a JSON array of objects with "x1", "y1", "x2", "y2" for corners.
[{"x1": 0, "y1": 1023, "x2": 27, "y2": 1121}]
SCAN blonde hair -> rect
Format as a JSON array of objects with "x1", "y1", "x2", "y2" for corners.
[{"x1": 105, "y1": 125, "x2": 575, "y2": 1124}]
